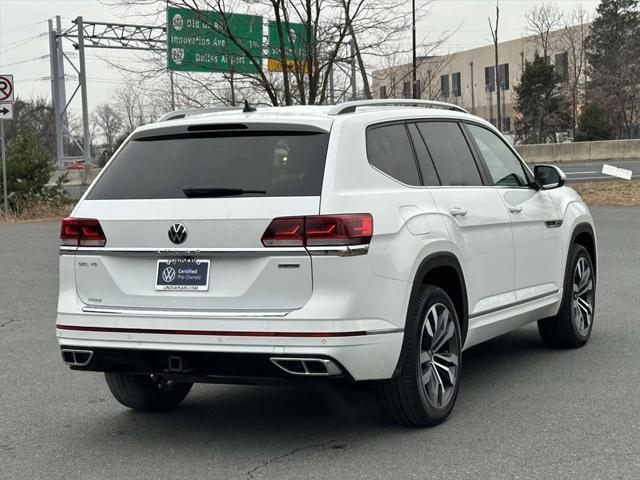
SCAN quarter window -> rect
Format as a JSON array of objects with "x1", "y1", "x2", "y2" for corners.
[
  {"x1": 367, "y1": 124, "x2": 421, "y2": 186},
  {"x1": 466, "y1": 123, "x2": 529, "y2": 187},
  {"x1": 416, "y1": 122, "x2": 483, "y2": 186}
]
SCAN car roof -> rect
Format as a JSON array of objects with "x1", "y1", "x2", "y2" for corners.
[{"x1": 136, "y1": 104, "x2": 495, "y2": 135}]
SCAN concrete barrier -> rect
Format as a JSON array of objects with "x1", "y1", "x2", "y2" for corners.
[{"x1": 515, "y1": 139, "x2": 640, "y2": 163}]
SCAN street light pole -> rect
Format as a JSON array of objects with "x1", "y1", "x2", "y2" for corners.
[{"x1": 412, "y1": 0, "x2": 417, "y2": 99}]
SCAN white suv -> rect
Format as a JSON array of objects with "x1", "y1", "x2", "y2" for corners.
[{"x1": 57, "y1": 99, "x2": 597, "y2": 426}]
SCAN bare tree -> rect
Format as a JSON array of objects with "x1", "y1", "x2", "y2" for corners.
[
  {"x1": 489, "y1": 1, "x2": 501, "y2": 130},
  {"x1": 116, "y1": 81, "x2": 147, "y2": 134},
  {"x1": 558, "y1": 5, "x2": 590, "y2": 136},
  {"x1": 92, "y1": 104, "x2": 124, "y2": 152},
  {"x1": 105, "y1": 0, "x2": 439, "y2": 107},
  {"x1": 525, "y1": 3, "x2": 564, "y2": 62}
]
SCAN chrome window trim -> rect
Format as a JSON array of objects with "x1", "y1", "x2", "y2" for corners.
[{"x1": 306, "y1": 245, "x2": 369, "y2": 257}]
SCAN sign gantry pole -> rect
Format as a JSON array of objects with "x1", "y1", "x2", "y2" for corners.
[
  {"x1": 1, "y1": 119, "x2": 7, "y2": 218},
  {"x1": 76, "y1": 16, "x2": 92, "y2": 164}
]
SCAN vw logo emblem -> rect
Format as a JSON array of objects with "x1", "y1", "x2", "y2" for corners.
[
  {"x1": 168, "y1": 223, "x2": 187, "y2": 244},
  {"x1": 161, "y1": 266, "x2": 176, "y2": 283}
]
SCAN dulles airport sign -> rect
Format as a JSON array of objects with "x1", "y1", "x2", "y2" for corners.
[{"x1": 167, "y1": 7, "x2": 312, "y2": 74}]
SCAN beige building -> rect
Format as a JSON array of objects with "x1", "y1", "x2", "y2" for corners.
[{"x1": 371, "y1": 26, "x2": 586, "y2": 133}]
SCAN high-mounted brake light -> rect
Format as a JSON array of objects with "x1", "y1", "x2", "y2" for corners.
[
  {"x1": 60, "y1": 218, "x2": 107, "y2": 247},
  {"x1": 261, "y1": 214, "x2": 373, "y2": 247}
]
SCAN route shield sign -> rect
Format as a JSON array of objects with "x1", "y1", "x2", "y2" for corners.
[
  {"x1": 167, "y1": 7, "x2": 263, "y2": 74},
  {"x1": 0, "y1": 75, "x2": 14, "y2": 103},
  {"x1": 268, "y1": 21, "x2": 312, "y2": 72}
]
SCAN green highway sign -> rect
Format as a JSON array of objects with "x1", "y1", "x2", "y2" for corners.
[
  {"x1": 267, "y1": 21, "x2": 313, "y2": 72},
  {"x1": 167, "y1": 7, "x2": 263, "y2": 74}
]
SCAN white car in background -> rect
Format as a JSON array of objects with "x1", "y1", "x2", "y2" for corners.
[{"x1": 57, "y1": 99, "x2": 597, "y2": 426}]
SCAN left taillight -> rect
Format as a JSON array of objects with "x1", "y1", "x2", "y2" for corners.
[{"x1": 60, "y1": 217, "x2": 107, "y2": 247}]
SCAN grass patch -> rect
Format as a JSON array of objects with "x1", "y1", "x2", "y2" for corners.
[
  {"x1": 570, "y1": 180, "x2": 640, "y2": 207},
  {"x1": 0, "y1": 201, "x2": 74, "y2": 224}
]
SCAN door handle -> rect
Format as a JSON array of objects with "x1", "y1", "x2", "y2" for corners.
[
  {"x1": 508, "y1": 205, "x2": 523, "y2": 214},
  {"x1": 449, "y1": 207, "x2": 467, "y2": 217}
]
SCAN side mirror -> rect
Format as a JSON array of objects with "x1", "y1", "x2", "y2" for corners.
[{"x1": 534, "y1": 164, "x2": 566, "y2": 190}]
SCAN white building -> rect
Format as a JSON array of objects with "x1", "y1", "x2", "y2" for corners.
[{"x1": 371, "y1": 25, "x2": 586, "y2": 132}]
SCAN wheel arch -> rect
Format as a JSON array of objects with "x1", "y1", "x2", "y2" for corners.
[
  {"x1": 569, "y1": 222, "x2": 597, "y2": 280},
  {"x1": 393, "y1": 252, "x2": 468, "y2": 377}
]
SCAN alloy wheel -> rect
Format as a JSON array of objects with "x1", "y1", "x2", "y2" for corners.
[
  {"x1": 572, "y1": 256, "x2": 594, "y2": 337},
  {"x1": 419, "y1": 303, "x2": 460, "y2": 409}
]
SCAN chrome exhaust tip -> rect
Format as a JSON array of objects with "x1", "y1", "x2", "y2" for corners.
[
  {"x1": 61, "y1": 349, "x2": 94, "y2": 367},
  {"x1": 269, "y1": 357, "x2": 342, "y2": 377}
]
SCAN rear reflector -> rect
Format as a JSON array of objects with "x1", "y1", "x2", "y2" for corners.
[
  {"x1": 261, "y1": 213, "x2": 373, "y2": 247},
  {"x1": 60, "y1": 218, "x2": 107, "y2": 247}
]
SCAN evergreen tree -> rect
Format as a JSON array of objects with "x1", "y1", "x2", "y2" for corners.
[
  {"x1": 575, "y1": 104, "x2": 614, "y2": 141},
  {"x1": 514, "y1": 54, "x2": 569, "y2": 144},
  {"x1": 586, "y1": 0, "x2": 640, "y2": 138}
]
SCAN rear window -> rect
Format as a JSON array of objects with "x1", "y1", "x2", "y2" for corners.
[{"x1": 87, "y1": 130, "x2": 329, "y2": 199}]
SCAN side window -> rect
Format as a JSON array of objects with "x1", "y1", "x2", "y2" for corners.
[
  {"x1": 366, "y1": 124, "x2": 421, "y2": 186},
  {"x1": 466, "y1": 124, "x2": 529, "y2": 187},
  {"x1": 407, "y1": 124, "x2": 440, "y2": 186},
  {"x1": 416, "y1": 122, "x2": 483, "y2": 186}
]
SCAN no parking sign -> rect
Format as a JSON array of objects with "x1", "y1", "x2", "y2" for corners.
[{"x1": 0, "y1": 74, "x2": 14, "y2": 103}]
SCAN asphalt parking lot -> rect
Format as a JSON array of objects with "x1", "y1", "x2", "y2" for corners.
[{"x1": 1, "y1": 207, "x2": 639, "y2": 480}]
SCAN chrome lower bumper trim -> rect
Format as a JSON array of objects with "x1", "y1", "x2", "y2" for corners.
[
  {"x1": 81, "y1": 306, "x2": 292, "y2": 318},
  {"x1": 61, "y1": 246, "x2": 308, "y2": 257},
  {"x1": 61, "y1": 245, "x2": 369, "y2": 257}
]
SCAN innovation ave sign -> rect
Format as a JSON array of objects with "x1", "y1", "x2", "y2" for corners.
[{"x1": 166, "y1": 7, "x2": 309, "y2": 74}]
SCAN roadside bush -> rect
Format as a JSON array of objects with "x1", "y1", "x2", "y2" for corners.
[
  {"x1": 575, "y1": 104, "x2": 614, "y2": 141},
  {"x1": 0, "y1": 134, "x2": 70, "y2": 215}
]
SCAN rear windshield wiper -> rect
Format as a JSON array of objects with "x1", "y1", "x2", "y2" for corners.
[{"x1": 182, "y1": 186, "x2": 267, "y2": 198}]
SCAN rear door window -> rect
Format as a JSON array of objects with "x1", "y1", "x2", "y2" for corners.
[
  {"x1": 416, "y1": 122, "x2": 483, "y2": 186},
  {"x1": 87, "y1": 130, "x2": 329, "y2": 199},
  {"x1": 366, "y1": 124, "x2": 421, "y2": 186}
]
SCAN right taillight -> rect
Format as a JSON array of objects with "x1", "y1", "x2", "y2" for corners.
[
  {"x1": 261, "y1": 213, "x2": 373, "y2": 247},
  {"x1": 60, "y1": 217, "x2": 107, "y2": 247}
]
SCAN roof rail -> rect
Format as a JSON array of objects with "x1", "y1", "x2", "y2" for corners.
[
  {"x1": 327, "y1": 99, "x2": 467, "y2": 115},
  {"x1": 157, "y1": 107, "x2": 240, "y2": 122}
]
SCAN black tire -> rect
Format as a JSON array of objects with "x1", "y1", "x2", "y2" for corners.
[
  {"x1": 538, "y1": 244, "x2": 595, "y2": 348},
  {"x1": 379, "y1": 285, "x2": 462, "y2": 427},
  {"x1": 104, "y1": 373, "x2": 192, "y2": 411}
]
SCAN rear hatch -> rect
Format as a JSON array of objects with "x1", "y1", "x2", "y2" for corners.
[{"x1": 70, "y1": 120, "x2": 331, "y2": 312}]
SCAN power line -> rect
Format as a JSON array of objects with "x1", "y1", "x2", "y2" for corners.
[
  {"x1": 1, "y1": 18, "x2": 49, "y2": 34},
  {"x1": 0, "y1": 32, "x2": 48, "y2": 55},
  {"x1": 0, "y1": 54, "x2": 50, "y2": 68}
]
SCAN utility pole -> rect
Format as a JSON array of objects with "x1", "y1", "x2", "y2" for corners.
[
  {"x1": 170, "y1": 71, "x2": 176, "y2": 110},
  {"x1": 76, "y1": 17, "x2": 92, "y2": 163},
  {"x1": 1, "y1": 119, "x2": 7, "y2": 218},
  {"x1": 329, "y1": 65, "x2": 335, "y2": 104},
  {"x1": 489, "y1": 2, "x2": 501, "y2": 131},
  {"x1": 470, "y1": 61, "x2": 476, "y2": 115},
  {"x1": 412, "y1": 0, "x2": 418, "y2": 99},
  {"x1": 49, "y1": 19, "x2": 64, "y2": 169},
  {"x1": 350, "y1": 39, "x2": 357, "y2": 100}
]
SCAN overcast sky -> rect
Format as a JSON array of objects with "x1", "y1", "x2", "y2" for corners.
[{"x1": 1, "y1": 0, "x2": 601, "y2": 114}]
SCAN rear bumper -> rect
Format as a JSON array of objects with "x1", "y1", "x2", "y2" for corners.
[
  {"x1": 60, "y1": 348, "x2": 354, "y2": 384},
  {"x1": 56, "y1": 319, "x2": 403, "y2": 381}
]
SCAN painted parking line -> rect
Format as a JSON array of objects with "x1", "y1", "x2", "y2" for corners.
[{"x1": 567, "y1": 174, "x2": 640, "y2": 181}]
